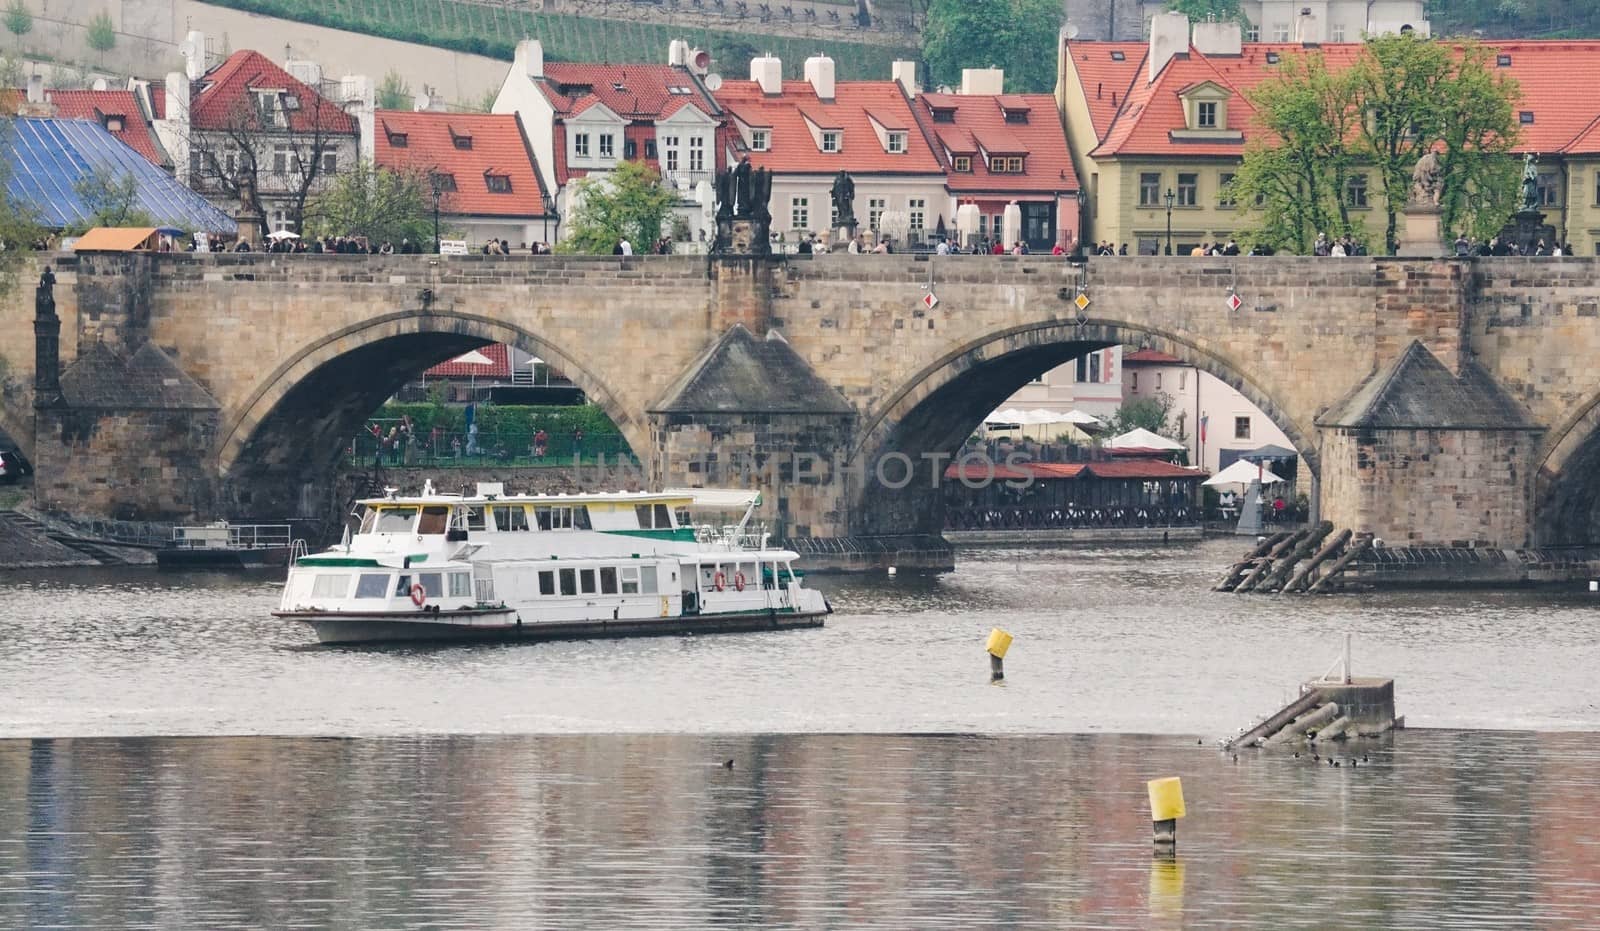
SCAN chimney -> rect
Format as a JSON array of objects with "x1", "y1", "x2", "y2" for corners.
[
  {"x1": 180, "y1": 30, "x2": 207, "y2": 81},
  {"x1": 1148, "y1": 11, "x2": 1190, "y2": 83},
  {"x1": 1192, "y1": 21, "x2": 1242, "y2": 56},
  {"x1": 286, "y1": 58, "x2": 323, "y2": 88},
  {"x1": 668, "y1": 39, "x2": 689, "y2": 67},
  {"x1": 959, "y1": 68, "x2": 1004, "y2": 96},
  {"x1": 804, "y1": 54, "x2": 835, "y2": 100},
  {"x1": 751, "y1": 55, "x2": 783, "y2": 95},
  {"x1": 25, "y1": 73, "x2": 43, "y2": 104},
  {"x1": 515, "y1": 39, "x2": 544, "y2": 80},
  {"x1": 1295, "y1": 8, "x2": 1324, "y2": 43},
  {"x1": 891, "y1": 59, "x2": 917, "y2": 97}
]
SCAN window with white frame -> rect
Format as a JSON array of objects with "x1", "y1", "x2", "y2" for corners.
[
  {"x1": 751, "y1": 129, "x2": 770, "y2": 151},
  {"x1": 791, "y1": 196, "x2": 809, "y2": 230},
  {"x1": 1346, "y1": 173, "x2": 1369, "y2": 208},
  {"x1": 272, "y1": 144, "x2": 292, "y2": 174},
  {"x1": 321, "y1": 148, "x2": 337, "y2": 173},
  {"x1": 908, "y1": 198, "x2": 925, "y2": 233},
  {"x1": 953, "y1": 155, "x2": 971, "y2": 172},
  {"x1": 1197, "y1": 101, "x2": 1218, "y2": 128},
  {"x1": 663, "y1": 134, "x2": 678, "y2": 171},
  {"x1": 868, "y1": 197, "x2": 886, "y2": 230},
  {"x1": 599, "y1": 133, "x2": 614, "y2": 158},
  {"x1": 574, "y1": 133, "x2": 590, "y2": 158},
  {"x1": 1331, "y1": 23, "x2": 1346, "y2": 42},
  {"x1": 887, "y1": 131, "x2": 907, "y2": 153},
  {"x1": 689, "y1": 136, "x2": 705, "y2": 171},
  {"x1": 821, "y1": 130, "x2": 840, "y2": 153},
  {"x1": 1246, "y1": 25, "x2": 1261, "y2": 41},
  {"x1": 1272, "y1": 23, "x2": 1290, "y2": 41}
]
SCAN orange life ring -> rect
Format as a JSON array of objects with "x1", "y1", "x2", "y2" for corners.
[
  {"x1": 734, "y1": 571, "x2": 746, "y2": 592},
  {"x1": 713, "y1": 570, "x2": 726, "y2": 592},
  {"x1": 409, "y1": 583, "x2": 426, "y2": 607}
]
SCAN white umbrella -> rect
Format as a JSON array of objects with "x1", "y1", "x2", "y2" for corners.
[
  {"x1": 1107, "y1": 427, "x2": 1185, "y2": 451},
  {"x1": 266, "y1": 229, "x2": 301, "y2": 240},
  {"x1": 1061, "y1": 409, "x2": 1102, "y2": 426},
  {"x1": 1203, "y1": 459, "x2": 1286, "y2": 487},
  {"x1": 449, "y1": 349, "x2": 494, "y2": 366},
  {"x1": 984, "y1": 407, "x2": 1031, "y2": 425}
]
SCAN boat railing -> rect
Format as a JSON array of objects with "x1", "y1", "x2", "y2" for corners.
[
  {"x1": 171, "y1": 523, "x2": 294, "y2": 550},
  {"x1": 474, "y1": 578, "x2": 498, "y2": 605},
  {"x1": 693, "y1": 524, "x2": 770, "y2": 551}
]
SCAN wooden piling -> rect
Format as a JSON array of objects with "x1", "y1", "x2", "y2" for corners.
[
  {"x1": 1283, "y1": 528, "x2": 1353, "y2": 594},
  {"x1": 1212, "y1": 532, "x2": 1289, "y2": 592},
  {"x1": 1235, "y1": 528, "x2": 1311, "y2": 593},
  {"x1": 1258, "y1": 521, "x2": 1333, "y2": 593},
  {"x1": 1306, "y1": 537, "x2": 1373, "y2": 594}
]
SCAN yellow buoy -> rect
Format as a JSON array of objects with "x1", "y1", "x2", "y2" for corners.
[
  {"x1": 985, "y1": 628, "x2": 1013, "y2": 658},
  {"x1": 1147, "y1": 777, "x2": 1186, "y2": 821}
]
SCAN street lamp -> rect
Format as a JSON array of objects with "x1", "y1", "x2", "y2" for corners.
[
  {"x1": 430, "y1": 173, "x2": 443, "y2": 254},
  {"x1": 1075, "y1": 188, "x2": 1088, "y2": 253},
  {"x1": 1164, "y1": 188, "x2": 1175, "y2": 256}
]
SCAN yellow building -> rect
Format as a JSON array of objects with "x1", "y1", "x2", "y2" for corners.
[{"x1": 1058, "y1": 13, "x2": 1600, "y2": 255}]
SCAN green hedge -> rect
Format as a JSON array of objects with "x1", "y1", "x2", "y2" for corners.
[
  {"x1": 201, "y1": 0, "x2": 918, "y2": 84},
  {"x1": 374, "y1": 401, "x2": 621, "y2": 439}
]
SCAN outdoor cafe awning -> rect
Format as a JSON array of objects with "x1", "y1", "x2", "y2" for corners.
[{"x1": 72, "y1": 226, "x2": 159, "y2": 252}]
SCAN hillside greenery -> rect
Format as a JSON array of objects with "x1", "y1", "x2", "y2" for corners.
[
  {"x1": 1428, "y1": 0, "x2": 1600, "y2": 39},
  {"x1": 197, "y1": 0, "x2": 918, "y2": 89}
]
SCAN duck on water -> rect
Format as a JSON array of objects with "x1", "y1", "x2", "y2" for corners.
[{"x1": 274, "y1": 482, "x2": 831, "y2": 644}]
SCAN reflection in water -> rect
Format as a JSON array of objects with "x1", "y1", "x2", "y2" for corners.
[{"x1": 2, "y1": 732, "x2": 1598, "y2": 929}]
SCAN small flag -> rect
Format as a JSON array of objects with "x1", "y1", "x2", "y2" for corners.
[{"x1": 1200, "y1": 414, "x2": 1208, "y2": 444}]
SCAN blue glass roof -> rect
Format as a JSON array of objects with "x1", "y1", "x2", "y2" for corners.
[{"x1": 2, "y1": 117, "x2": 237, "y2": 234}]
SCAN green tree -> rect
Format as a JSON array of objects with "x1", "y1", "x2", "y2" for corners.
[
  {"x1": 1355, "y1": 35, "x2": 1519, "y2": 250},
  {"x1": 558, "y1": 160, "x2": 676, "y2": 255},
  {"x1": 71, "y1": 167, "x2": 151, "y2": 230},
  {"x1": 1107, "y1": 392, "x2": 1185, "y2": 442},
  {"x1": 309, "y1": 161, "x2": 436, "y2": 247},
  {"x1": 86, "y1": 10, "x2": 115, "y2": 60},
  {"x1": 1225, "y1": 51, "x2": 1366, "y2": 254},
  {"x1": 922, "y1": 0, "x2": 1061, "y2": 93},
  {"x1": 5, "y1": 1, "x2": 32, "y2": 49},
  {"x1": 377, "y1": 70, "x2": 412, "y2": 111}
]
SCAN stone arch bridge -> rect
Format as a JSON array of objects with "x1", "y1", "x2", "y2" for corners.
[{"x1": 6, "y1": 251, "x2": 1600, "y2": 557}]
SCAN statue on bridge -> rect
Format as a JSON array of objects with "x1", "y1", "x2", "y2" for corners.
[
  {"x1": 1519, "y1": 152, "x2": 1541, "y2": 213},
  {"x1": 710, "y1": 157, "x2": 773, "y2": 255},
  {"x1": 830, "y1": 169, "x2": 856, "y2": 230},
  {"x1": 1409, "y1": 150, "x2": 1442, "y2": 208}
]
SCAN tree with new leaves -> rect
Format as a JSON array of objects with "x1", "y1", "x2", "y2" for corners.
[
  {"x1": 1108, "y1": 393, "x2": 1186, "y2": 443},
  {"x1": 1226, "y1": 35, "x2": 1520, "y2": 254},
  {"x1": 71, "y1": 167, "x2": 152, "y2": 230},
  {"x1": 922, "y1": 0, "x2": 1061, "y2": 94},
  {"x1": 309, "y1": 162, "x2": 438, "y2": 246},
  {"x1": 1167, "y1": 0, "x2": 1243, "y2": 24},
  {"x1": 1223, "y1": 52, "x2": 1367, "y2": 254},
  {"x1": 559, "y1": 160, "x2": 677, "y2": 255},
  {"x1": 86, "y1": 11, "x2": 115, "y2": 60},
  {"x1": 377, "y1": 70, "x2": 411, "y2": 111},
  {"x1": 5, "y1": 1, "x2": 32, "y2": 50}
]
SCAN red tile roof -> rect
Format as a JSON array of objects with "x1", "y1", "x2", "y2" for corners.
[
  {"x1": 716, "y1": 79, "x2": 945, "y2": 175},
  {"x1": 1122, "y1": 348, "x2": 1182, "y2": 364},
  {"x1": 43, "y1": 90, "x2": 165, "y2": 166},
  {"x1": 539, "y1": 63, "x2": 717, "y2": 121},
  {"x1": 1075, "y1": 39, "x2": 1600, "y2": 159},
  {"x1": 912, "y1": 92, "x2": 1079, "y2": 195},
  {"x1": 1081, "y1": 459, "x2": 1200, "y2": 479},
  {"x1": 190, "y1": 50, "x2": 357, "y2": 135},
  {"x1": 374, "y1": 110, "x2": 548, "y2": 217},
  {"x1": 425, "y1": 343, "x2": 512, "y2": 378}
]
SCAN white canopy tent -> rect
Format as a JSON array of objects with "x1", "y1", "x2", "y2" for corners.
[
  {"x1": 984, "y1": 408, "x2": 1102, "y2": 442},
  {"x1": 1106, "y1": 427, "x2": 1185, "y2": 451},
  {"x1": 1203, "y1": 459, "x2": 1286, "y2": 488}
]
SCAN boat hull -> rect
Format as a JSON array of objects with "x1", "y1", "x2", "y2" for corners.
[{"x1": 276, "y1": 607, "x2": 828, "y2": 645}]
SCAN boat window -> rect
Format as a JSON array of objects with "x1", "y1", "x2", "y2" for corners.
[
  {"x1": 359, "y1": 509, "x2": 377, "y2": 534},
  {"x1": 465, "y1": 506, "x2": 487, "y2": 531},
  {"x1": 449, "y1": 572, "x2": 472, "y2": 597},
  {"x1": 535, "y1": 506, "x2": 575, "y2": 531},
  {"x1": 538, "y1": 570, "x2": 555, "y2": 596},
  {"x1": 620, "y1": 566, "x2": 641, "y2": 594},
  {"x1": 580, "y1": 569, "x2": 596, "y2": 594},
  {"x1": 574, "y1": 506, "x2": 592, "y2": 530},
  {"x1": 640, "y1": 566, "x2": 658, "y2": 595},
  {"x1": 559, "y1": 568, "x2": 577, "y2": 596},
  {"x1": 675, "y1": 506, "x2": 691, "y2": 528},
  {"x1": 635, "y1": 504, "x2": 652, "y2": 528},
  {"x1": 418, "y1": 572, "x2": 444, "y2": 597},
  {"x1": 654, "y1": 504, "x2": 672, "y2": 528},
  {"x1": 599, "y1": 567, "x2": 618, "y2": 594},
  {"x1": 493, "y1": 505, "x2": 529, "y2": 532},
  {"x1": 375, "y1": 508, "x2": 418, "y2": 533},
  {"x1": 354, "y1": 573, "x2": 389, "y2": 598},
  {"x1": 418, "y1": 506, "x2": 451, "y2": 535},
  {"x1": 393, "y1": 574, "x2": 412, "y2": 596},
  {"x1": 311, "y1": 573, "x2": 351, "y2": 599}
]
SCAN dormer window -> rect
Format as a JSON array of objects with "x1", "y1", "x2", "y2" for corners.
[
  {"x1": 452, "y1": 130, "x2": 473, "y2": 150},
  {"x1": 1003, "y1": 109, "x2": 1029, "y2": 125},
  {"x1": 103, "y1": 115, "x2": 124, "y2": 132},
  {"x1": 751, "y1": 129, "x2": 770, "y2": 151},
  {"x1": 989, "y1": 156, "x2": 1023, "y2": 173},
  {"x1": 389, "y1": 131, "x2": 408, "y2": 147},
  {"x1": 1497, "y1": 54, "x2": 1512, "y2": 67},
  {"x1": 599, "y1": 133, "x2": 615, "y2": 158},
  {"x1": 932, "y1": 107, "x2": 955, "y2": 123},
  {"x1": 1265, "y1": 52, "x2": 1280, "y2": 65},
  {"x1": 952, "y1": 155, "x2": 972, "y2": 172},
  {"x1": 1197, "y1": 101, "x2": 1217, "y2": 128},
  {"x1": 255, "y1": 91, "x2": 280, "y2": 126},
  {"x1": 1110, "y1": 50, "x2": 1126, "y2": 61},
  {"x1": 821, "y1": 130, "x2": 840, "y2": 153},
  {"x1": 887, "y1": 131, "x2": 907, "y2": 154},
  {"x1": 485, "y1": 173, "x2": 512, "y2": 193},
  {"x1": 430, "y1": 172, "x2": 457, "y2": 192},
  {"x1": 574, "y1": 132, "x2": 590, "y2": 157}
]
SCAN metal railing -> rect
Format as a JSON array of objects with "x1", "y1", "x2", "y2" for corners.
[
  {"x1": 350, "y1": 429, "x2": 638, "y2": 468},
  {"x1": 945, "y1": 506, "x2": 1198, "y2": 531},
  {"x1": 171, "y1": 523, "x2": 294, "y2": 550}
]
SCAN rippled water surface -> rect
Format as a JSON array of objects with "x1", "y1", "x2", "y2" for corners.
[
  {"x1": 1, "y1": 540, "x2": 1596, "y2": 736},
  {"x1": 2, "y1": 731, "x2": 1598, "y2": 929}
]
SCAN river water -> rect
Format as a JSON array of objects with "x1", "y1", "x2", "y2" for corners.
[{"x1": 2, "y1": 540, "x2": 1598, "y2": 928}]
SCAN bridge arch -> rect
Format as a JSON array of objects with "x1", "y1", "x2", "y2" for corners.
[
  {"x1": 845, "y1": 319, "x2": 1317, "y2": 535},
  {"x1": 216, "y1": 309, "x2": 648, "y2": 490},
  {"x1": 1531, "y1": 391, "x2": 1600, "y2": 546}
]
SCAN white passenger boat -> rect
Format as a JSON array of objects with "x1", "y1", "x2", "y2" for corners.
[{"x1": 274, "y1": 482, "x2": 831, "y2": 644}]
